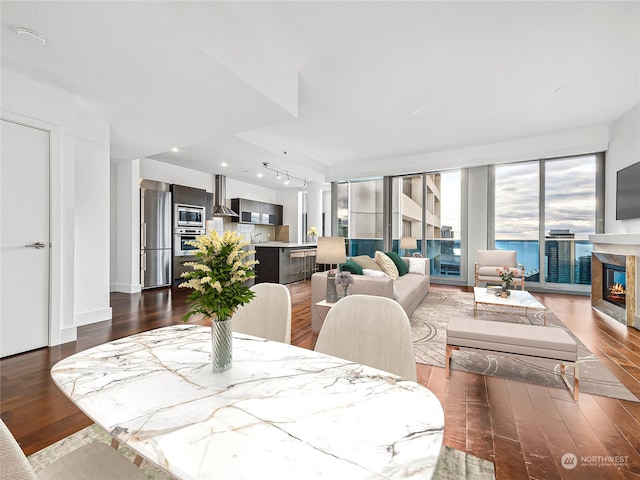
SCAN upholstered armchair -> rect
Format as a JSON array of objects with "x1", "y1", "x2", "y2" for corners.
[{"x1": 474, "y1": 249, "x2": 525, "y2": 290}]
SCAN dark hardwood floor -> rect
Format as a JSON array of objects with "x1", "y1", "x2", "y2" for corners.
[{"x1": 2, "y1": 282, "x2": 640, "y2": 479}]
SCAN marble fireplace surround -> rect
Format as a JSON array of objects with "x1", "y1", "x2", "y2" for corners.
[{"x1": 590, "y1": 234, "x2": 639, "y2": 328}]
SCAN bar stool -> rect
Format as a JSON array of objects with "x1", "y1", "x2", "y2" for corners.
[
  {"x1": 290, "y1": 249, "x2": 307, "y2": 282},
  {"x1": 304, "y1": 249, "x2": 318, "y2": 280}
]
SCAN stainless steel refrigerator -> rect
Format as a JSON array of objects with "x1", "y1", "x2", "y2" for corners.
[{"x1": 141, "y1": 180, "x2": 172, "y2": 289}]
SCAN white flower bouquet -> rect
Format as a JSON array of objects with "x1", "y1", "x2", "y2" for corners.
[{"x1": 180, "y1": 230, "x2": 258, "y2": 322}]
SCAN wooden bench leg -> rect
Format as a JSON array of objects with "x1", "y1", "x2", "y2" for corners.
[{"x1": 445, "y1": 344, "x2": 459, "y2": 378}]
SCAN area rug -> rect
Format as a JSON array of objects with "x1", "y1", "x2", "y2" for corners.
[
  {"x1": 28, "y1": 424, "x2": 495, "y2": 480},
  {"x1": 411, "y1": 291, "x2": 639, "y2": 402}
]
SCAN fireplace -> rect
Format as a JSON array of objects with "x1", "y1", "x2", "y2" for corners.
[
  {"x1": 603, "y1": 263, "x2": 626, "y2": 308},
  {"x1": 591, "y1": 250, "x2": 636, "y2": 327}
]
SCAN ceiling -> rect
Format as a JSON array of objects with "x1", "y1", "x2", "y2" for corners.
[{"x1": 2, "y1": 1, "x2": 638, "y2": 189}]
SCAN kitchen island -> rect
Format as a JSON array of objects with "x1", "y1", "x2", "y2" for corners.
[{"x1": 253, "y1": 243, "x2": 317, "y2": 284}]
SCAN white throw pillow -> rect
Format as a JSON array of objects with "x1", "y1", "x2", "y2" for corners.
[
  {"x1": 362, "y1": 268, "x2": 389, "y2": 277},
  {"x1": 409, "y1": 257, "x2": 427, "y2": 275}
]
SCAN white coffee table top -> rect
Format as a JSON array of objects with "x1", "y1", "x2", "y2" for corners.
[{"x1": 473, "y1": 287, "x2": 546, "y2": 311}]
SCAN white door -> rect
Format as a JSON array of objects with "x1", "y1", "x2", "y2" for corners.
[{"x1": 1, "y1": 119, "x2": 50, "y2": 357}]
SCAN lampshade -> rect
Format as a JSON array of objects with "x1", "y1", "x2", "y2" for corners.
[
  {"x1": 400, "y1": 237, "x2": 417, "y2": 250},
  {"x1": 316, "y1": 237, "x2": 346, "y2": 265}
]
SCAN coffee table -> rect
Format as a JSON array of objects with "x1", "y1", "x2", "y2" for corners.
[{"x1": 473, "y1": 287, "x2": 548, "y2": 325}]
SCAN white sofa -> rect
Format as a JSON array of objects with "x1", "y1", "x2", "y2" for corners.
[{"x1": 311, "y1": 257, "x2": 430, "y2": 334}]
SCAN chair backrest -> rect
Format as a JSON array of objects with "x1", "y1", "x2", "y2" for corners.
[
  {"x1": 0, "y1": 420, "x2": 38, "y2": 480},
  {"x1": 314, "y1": 294, "x2": 417, "y2": 381},
  {"x1": 232, "y1": 283, "x2": 292, "y2": 344},
  {"x1": 476, "y1": 249, "x2": 517, "y2": 267}
]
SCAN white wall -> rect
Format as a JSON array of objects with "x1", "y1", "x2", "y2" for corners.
[
  {"x1": 112, "y1": 159, "x2": 141, "y2": 293},
  {"x1": 276, "y1": 189, "x2": 300, "y2": 242},
  {"x1": 74, "y1": 134, "x2": 112, "y2": 324},
  {"x1": 1, "y1": 70, "x2": 111, "y2": 345},
  {"x1": 607, "y1": 103, "x2": 640, "y2": 234}
]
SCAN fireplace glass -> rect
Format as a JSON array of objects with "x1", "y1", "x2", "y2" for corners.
[{"x1": 603, "y1": 263, "x2": 626, "y2": 308}]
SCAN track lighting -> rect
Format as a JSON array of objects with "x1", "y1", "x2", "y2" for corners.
[{"x1": 262, "y1": 162, "x2": 306, "y2": 187}]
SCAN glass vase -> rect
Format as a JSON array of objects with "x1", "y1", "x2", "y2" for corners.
[
  {"x1": 211, "y1": 317, "x2": 233, "y2": 372},
  {"x1": 501, "y1": 282, "x2": 511, "y2": 298}
]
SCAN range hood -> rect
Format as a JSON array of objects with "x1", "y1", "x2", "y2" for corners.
[{"x1": 212, "y1": 174, "x2": 238, "y2": 217}]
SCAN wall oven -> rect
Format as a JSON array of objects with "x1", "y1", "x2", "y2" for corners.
[
  {"x1": 174, "y1": 228, "x2": 205, "y2": 256},
  {"x1": 175, "y1": 204, "x2": 205, "y2": 229}
]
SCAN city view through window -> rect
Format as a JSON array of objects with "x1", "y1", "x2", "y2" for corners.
[
  {"x1": 337, "y1": 156, "x2": 596, "y2": 289},
  {"x1": 495, "y1": 156, "x2": 596, "y2": 286}
]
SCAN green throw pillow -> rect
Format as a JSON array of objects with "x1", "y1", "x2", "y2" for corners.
[
  {"x1": 384, "y1": 251, "x2": 409, "y2": 276},
  {"x1": 340, "y1": 259, "x2": 363, "y2": 275}
]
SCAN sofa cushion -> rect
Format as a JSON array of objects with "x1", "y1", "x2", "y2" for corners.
[
  {"x1": 340, "y1": 260, "x2": 363, "y2": 275},
  {"x1": 476, "y1": 249, "x2": 517, "y2": 267},
  {"x1": 362, "y1": 268, "x2": 388, "y2": 277},
  {"x1": 375, "y1": 251, "x2": 399, "y2": 280},
  {"x1": 478, "y1": 266, "x2": 522, "y2": 277},
  {"x1": 409, "y1": 257, "x2": 428, "y2": 275},
  {"x1": 384, "y1": 251, "x2": 409, "y2": 276},
  {"x1": 351, "y1": 255, "x2": 382, "y2": 271}
]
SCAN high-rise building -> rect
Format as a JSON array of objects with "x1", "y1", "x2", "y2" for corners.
[{"x1": 545, "y1": 229, "x2": 574, "y2": 283}]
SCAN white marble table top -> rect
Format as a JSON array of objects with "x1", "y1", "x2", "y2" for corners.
[
  {"x1": 51, "y1": 325, "x2": 444, "y2": 479},
  {"x1": 473, "y1": 286, "x2": 546, "y2": 310}
]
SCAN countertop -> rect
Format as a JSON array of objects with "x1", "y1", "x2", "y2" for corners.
[{"x1": 251, "y1": 242, "x2": 317, "y2": 248}]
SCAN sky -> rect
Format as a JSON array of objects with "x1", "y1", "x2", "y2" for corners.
[{"x1": 494, "y1": 156, "x2": 596, "y2": 240}]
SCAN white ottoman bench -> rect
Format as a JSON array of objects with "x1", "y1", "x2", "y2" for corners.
[{"x1": 446, "y1": 317, "x2": 579, "y2": 400}]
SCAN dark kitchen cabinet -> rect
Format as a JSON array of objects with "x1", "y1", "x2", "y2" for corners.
[
  {"x1": 231, "y1": 198, "x2": 282, "y2": 225},
  {"x1": 261, "y1": 202, "x2": 283, "y2": 225},
  {"x1": 172, "y1": 185, "x2": 206, "y2": 207}
]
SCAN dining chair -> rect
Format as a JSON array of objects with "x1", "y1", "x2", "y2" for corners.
[
  {"x1": 232, "y1": 282, "x2": 292, "y2": 344},
  {"x1": 0, "y1": 419, "x2": 147, "y2": 480},
  {"x1": 314, "y1": 294, "x2": 417, "y2": 381}
]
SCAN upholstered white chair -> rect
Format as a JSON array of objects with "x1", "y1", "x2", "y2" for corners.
[
  {"x1": 0, "y1": 420, "x2": 146, "y2": 480},
  {"x1": 314, "y1": 294, "x2": 417, "y2": 381},
  {"x1": 474, "y1": 249, "x2": 525, "y2": 290},
  {"x1": 232, "y1": 283, "x2": 292, "y2": 344}
]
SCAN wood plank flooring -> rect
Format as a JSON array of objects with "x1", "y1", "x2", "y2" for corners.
[{"x1": 2, "y1": 282, "x2": 640, "y2": 479}]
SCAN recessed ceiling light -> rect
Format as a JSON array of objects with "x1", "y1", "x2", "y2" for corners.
[
  {"x1": 221, "y1": 162, "x2": 229, "y2": 167},
  {"x1": 16, "y1": 27, "x2": 47, "y2": 46},
  {"x1": 257, "y1": 173, "x2": 263, "y2": 178},
  {"x1": 171, "y1": 147, "x2": 179, "y2": 152},
  {"x1": 411, "y1": 109, "x2": 421, "y2": 115}
]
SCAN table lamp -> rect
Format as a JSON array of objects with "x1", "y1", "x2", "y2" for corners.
[
  {"x1": 316, "y1": 237, "x2": 346, "y2": 303},
  {"x1": 400, "y1": 237, "x2": 417, "y2": 255}
]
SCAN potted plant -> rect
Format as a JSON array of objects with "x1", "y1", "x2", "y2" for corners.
[
  {"x1": 180, "y1": 230, "x2": 258, "y2": 371},
  {"x1": 496, "y1": 266, "x2": 516, "y2": 297},
  {"x1": 335, "y1": 271, "x2": 355, "y2": 299},
  {"x1": 307, "y1": 226, "x2": 319, "y2": 243}
]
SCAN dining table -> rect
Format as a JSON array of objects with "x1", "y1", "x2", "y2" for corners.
[{"x1": 50, "y1": 324, "x2": 444, "y2": 479}]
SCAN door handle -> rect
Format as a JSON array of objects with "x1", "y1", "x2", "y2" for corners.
[{"x1": 25, "y1": 242, "x2": 46, "y2": 249}]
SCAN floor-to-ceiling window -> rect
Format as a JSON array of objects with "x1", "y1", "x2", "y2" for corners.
[
  {"x1": 427, "y1": 171, "x2": 461, "y2": 278},
  {"x1": 543, "y1": 155, "x2": 595, "y2": 286},
  {"x1": 337, "y1": 178, "x2": 384, "y2": 257},
  {"x1": 495, "y1": 162, "x2": 541, "y2": 282},
  {"x1": 389, "y1": 170, "x2": 462, "y2": 278},
  {"x1": 494, "y1": 154, "x2": 597, "y2": 291}
]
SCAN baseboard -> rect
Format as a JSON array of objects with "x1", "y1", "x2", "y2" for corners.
[
  {"x1": 75, "y1": 307, "x2": 113, "y2": 326},
  {"x1": 110, "y1": 283, "x2": 142, "y2": 294}
]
